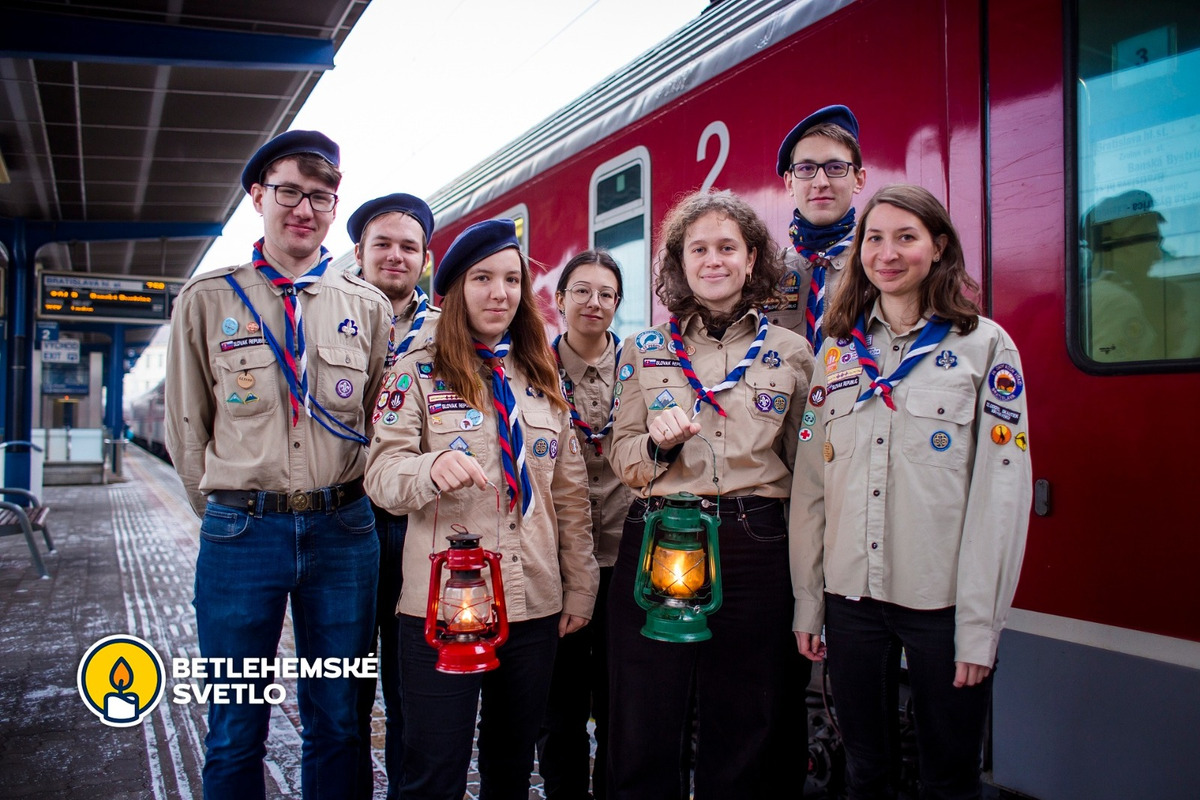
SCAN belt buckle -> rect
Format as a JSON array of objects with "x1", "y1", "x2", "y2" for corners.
[{"x1": 290, "y1": 491, "x2": 310, "y2": 512}]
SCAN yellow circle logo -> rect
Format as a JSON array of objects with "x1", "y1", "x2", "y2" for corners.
[{"x1": 77, "y1": 635, "x2": 164, "y2": 727}]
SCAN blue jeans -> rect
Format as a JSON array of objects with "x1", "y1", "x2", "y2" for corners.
[
  {"x1": 356, "y1": 505, "x2": 407, "y2": 800},
  {"x1": 823, "y1": 595, "x2": 992, "y2": 800},
  {"x1": 398, "y1": 613, "x2": 559, "y2": 800},
  {"x1": 194, "y1": 494, "x2": 379, "y2": 800}
]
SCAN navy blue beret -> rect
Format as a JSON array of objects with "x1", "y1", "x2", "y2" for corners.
[
  {"x1": 776, "y1": 105, "x2": 860, "y2": 176},
  {"x1": 347, "y1": 193, "x2": 435, "y2": 245},
  {"x1": 434, "y1": 219, "x2": 519, "y2": 296},
  {"x1": 240, "y1": 130, "x2": 340, "y2": 194}
]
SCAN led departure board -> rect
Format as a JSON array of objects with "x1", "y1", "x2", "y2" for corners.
[{"x1": 38, "y1": 271, "x2": 187, "y2": 324}]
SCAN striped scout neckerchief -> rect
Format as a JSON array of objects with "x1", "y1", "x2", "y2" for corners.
[
  {"x1": 851, "y1": 313, "x2": 953, "y2": 411},
  {"x1": 668, "y1": 311, "x2": 769, "y2": 418}
]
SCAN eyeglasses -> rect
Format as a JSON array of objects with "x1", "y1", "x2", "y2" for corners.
[
  {"x1": 566, "y1": 284, "x2": 619, "y2": 308},
  {"x1": 787, "y1": 160, "x2": 856, "y2": 180},
  {"x1": 262, "y1": 183, "x2": 338, "y2": 213}
]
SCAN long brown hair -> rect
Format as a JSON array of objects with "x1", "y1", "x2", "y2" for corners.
[
  {"x1": 433, "y1": 251, "x2": 567, "y2": 413},
  {"x1": 654, "y1": 190, "x2": 785, "y2": 327},
  {"x1": 825, "y1": 184, "x2": 980, "y2": 339}
]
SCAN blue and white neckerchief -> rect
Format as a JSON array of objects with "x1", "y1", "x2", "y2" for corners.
[
  {"x1": 224, "y1": 239, "x2": 368, "y2": 445},
  {"x1": 851, "y1": 313, "x2": 953, "y2": 411},
  {"x1": 390, "y1": 286, "x2": 431, "y2": 362},
  {"x1": 668, "y1": 311, "x2": 769, "y2": 417},
  {"x1": 789, "y1": 207, "x2": 856, "y2": 350},
  {"x1": 474, "y1": 333, "x2": 534, "y2": 519},
  {"x1": 552, "y1": 331, "x2": 621, "y2": 454}
]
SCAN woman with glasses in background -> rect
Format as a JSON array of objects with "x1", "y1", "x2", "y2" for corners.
[{"x1": 537, "y1": 250, "x2": 634, "y2": 799}]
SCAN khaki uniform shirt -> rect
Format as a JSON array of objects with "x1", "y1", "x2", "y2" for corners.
[
  {"x1": 609, "y1": 310, "x2": 814, "y2": 497},
  {"x1": 386, "y1": 289, "x2": 440, "y2": 368},
  {"x1": 768, "y1": 244, "x2": 850, "y2": 337},
  {"x1": 165, "y1": 257, "x2": 392, "y2": 516},
  {"x1": 556, "y1": 334, "x2": 635, "y2": 567},
  {"x1": 789, "y1": 305, "x2": 1032, "y2": 667},
  {"x1": 363, "y1": 344, "x2": 598, "y2": 622}
]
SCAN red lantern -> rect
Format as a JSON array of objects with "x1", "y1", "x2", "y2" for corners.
[{"x1": 424, "y1": 526, "x2": 509, "y2": 674}]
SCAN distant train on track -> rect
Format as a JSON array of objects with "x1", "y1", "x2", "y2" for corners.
[{"x1": 129, "y1": 1, "x2": 1199, "y2": 797}]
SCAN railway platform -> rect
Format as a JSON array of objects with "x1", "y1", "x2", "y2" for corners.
[{"x1": 0, "y1": 446, "x2": 545, "y2": 799}]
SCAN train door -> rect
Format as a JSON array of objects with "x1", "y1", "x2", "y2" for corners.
[{"x1": 988, "y1": 1, "x2": 1200, "y2": 798}]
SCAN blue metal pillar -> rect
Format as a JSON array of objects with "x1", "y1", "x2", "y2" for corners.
[
  {"x1": 3, "y1": 218, "x2": 34, "y2": 489},
  {"x1": 106, "y1": 325, "x2": 125, "y2": 435}
]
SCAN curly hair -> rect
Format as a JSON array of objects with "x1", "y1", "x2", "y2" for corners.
[
  {"x1": 433, "y1": 250, "x2": 567, "y2": 413},
  {"x1": 654, "y1": 190, "x2": 785, "y2": 326},
  {"x1": 825, "y1": 184, "x2": 980, "y2": 338}
]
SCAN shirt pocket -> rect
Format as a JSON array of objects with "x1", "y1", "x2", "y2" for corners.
[
  {"x1": 823, "y1": 399, "x2": 857, "y2": 463},
  {"x1": 900, "y1": 386, "x2": 976, "y2": 469},
  {"x1": 213, "y1": 346, "x2": 279, "y2": 419},
  {"x1": 316, "y1": 344, "x2": 369, "y2": 414},
  {"x1": 636, "y1": 365, "x2": 692, "y2": 419},
  {"x1": 743, "y1": 366, "x2": 796, "y2": 429},
  {"x1": 523, "y1": 409, "x2": 563, "y2": 475}
]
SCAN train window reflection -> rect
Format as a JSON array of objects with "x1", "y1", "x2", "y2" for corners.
[
  {"x1": 1076, "y1": 0, "x2": 1200, "y2": 364},
  {"x1": 590, "y1": 147, "x2": 651, "y2": 338}
]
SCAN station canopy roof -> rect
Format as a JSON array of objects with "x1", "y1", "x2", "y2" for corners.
[{"x1": 0, "y1": 0, "x2": 368, "y2": 284}]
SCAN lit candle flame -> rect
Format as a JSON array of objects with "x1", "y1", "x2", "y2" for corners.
[{"x1": 109, "y1": 656, "x2": 133, "y2": 693}]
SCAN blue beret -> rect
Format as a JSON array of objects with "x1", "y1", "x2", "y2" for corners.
[
  {"x1": 434, "y1": 219, "x2": 519, "y2": 296},
  {"x1": 347, "y1": 193, "x2": 435, "y2": 245},
  {"x1": 776, "y1": 105, "x2": 860, "y2": 176},
  {"x1": 240, "y1": 130, "x2": 340, "y2": 194}
]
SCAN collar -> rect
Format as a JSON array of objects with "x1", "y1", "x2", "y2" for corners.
[
  {"x1": 678, "y1": 307, "x2": 762, "y2": 340},
  {"x1": 256, "y1": 250, "x2": 326, "y2": 295},
  {"x1": 867, "y1": 299, "x2": 930, "y2": 336},
  {"x1": 557, "y1": 332, "x2": 616, "y2": 384},
  {"x1": 396, "y1": 288, "x2": 423, "y2": 322}
]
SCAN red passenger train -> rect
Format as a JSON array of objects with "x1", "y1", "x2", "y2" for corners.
[{"x1": 421, "y1": 0, "x2": 1200, "y2": 797}]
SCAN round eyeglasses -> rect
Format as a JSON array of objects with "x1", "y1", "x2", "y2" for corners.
[
  {"x1": 263, "y1": 183, "x2": 339, "y2": 213},
  {"x1": 566, "y1": 284, "x2": 619, "y2": 309},
  {"x1": 787, "y1": 160, "x2": 856, "y2": 181}
]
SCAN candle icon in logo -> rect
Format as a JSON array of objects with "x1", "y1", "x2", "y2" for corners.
[
  {"x1": 77, "y1": 635, "x2": 164, "y2": 728},
  {"x1": 104, "y1": 657, "x2": 139, "y2": 722}
]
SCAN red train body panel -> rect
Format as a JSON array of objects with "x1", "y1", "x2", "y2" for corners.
[{"x1": 426, "y1": 1, "x2": 1200, "y2": 796}]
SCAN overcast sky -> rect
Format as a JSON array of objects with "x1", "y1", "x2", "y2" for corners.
[{"x1": 196, "y1": 0, "x2": 711, "y2": 273}]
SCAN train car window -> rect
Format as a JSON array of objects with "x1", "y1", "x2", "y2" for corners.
[
  {"x1": 1075, "y1": 0, "x2": 1200, "y2": 367},
  {"x1": 591, "y1": 147, "x2": 651, "y2": 339},
  {"x1": 498, "y1": 203, "x2": 530, "y2": 253}
]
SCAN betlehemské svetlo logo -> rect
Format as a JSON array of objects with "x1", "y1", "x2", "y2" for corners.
[{"x1": 77, "y1": 635, "x2": 165, "y2": 727}]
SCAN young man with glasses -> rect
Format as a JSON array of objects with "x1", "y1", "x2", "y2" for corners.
[
  {"x1": 345, "y1": 193, "x2": 440, "y2": 800},
  {"x1": 165, "y1": 130, "x2": 393, "y2": 800},
  {"x1": 770, "y1": 105, "x2": 868, "y2": 352}
]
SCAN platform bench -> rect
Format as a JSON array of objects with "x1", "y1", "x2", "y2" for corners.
[{"x1": 0, "y1": 489, "x2": 54, "y2": 579}]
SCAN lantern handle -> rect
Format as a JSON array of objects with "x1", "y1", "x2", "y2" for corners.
[
  {"x1": 430, "y1": 480, "x2": 504, "y2": 554},
  {"x1": 647, "y1": 431, "x2": 721, "y2": 507}
]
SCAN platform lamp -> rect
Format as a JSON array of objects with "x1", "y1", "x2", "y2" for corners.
[
  {"x1": 424, "y1": 526, "x2": 509, "y2": 674},
  {"x1": 634, "y1": 491, "x2": 722, "y2": 643}
]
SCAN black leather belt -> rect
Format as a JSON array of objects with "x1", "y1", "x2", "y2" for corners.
[
  {"x1": 207, "y1": 479, "x2": 365, "y2": 514},
  {"x1": 639, "y1": 495, "x2": 781, "y2": 516}
]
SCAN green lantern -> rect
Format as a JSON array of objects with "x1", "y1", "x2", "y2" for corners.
[{"x1": 634, "y1": 492, "x2": 723, "y2": 642}]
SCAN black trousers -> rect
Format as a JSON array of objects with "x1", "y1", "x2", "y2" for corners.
[
  {"x1": 824, "y1": 595, "x2": 992, "y2": 800},
  {"x1": 606, "y1": 497, "x2": 810, "y2": 800},
  {"x1": 539, "y1": 566, "x2": 613, "y2": 799}
]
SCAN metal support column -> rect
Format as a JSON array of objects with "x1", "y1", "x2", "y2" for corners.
[{"x1": 3, "y1": 218, "x2": 34, "y2": 490}]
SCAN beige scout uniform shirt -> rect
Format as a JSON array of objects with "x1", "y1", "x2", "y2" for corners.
[
  {"x1": 165, "y1": 256, "x2": 393, "y2": 516},
  {"x1": 386, "y1": 289, "x2": 440, "y2": 367},
  {"x1": 555, "y1": 334, "x2": 634, "y2": 567},
  {"x1": 768, "y1": 245, "x2": 850, "y2": 336},
  {"x1": 363, "y1": 344, "x2": 598, "y2": 623},
  {"x1": 608, "y1": 310, "x2": 814, "y2": 497},
  {"x1": 789, "y1": 305, "x2": 1032, "y2": 667}
]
